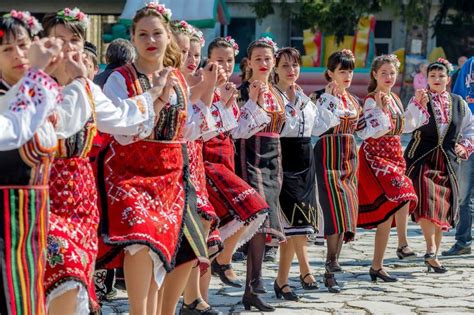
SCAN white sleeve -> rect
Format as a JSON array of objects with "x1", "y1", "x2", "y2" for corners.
[
  {"x1": 102, "y1": 72, "x2": 155, "y2": 145},
  {"x1": 458, "y1": 99, "x2": 474, "y2": 157},
  {"x1": 183, "y1": 99, "x2": 218, "y2": 141},
  {"x1": 312, "y1": 98, "x2": 340, "y2": 136},
  {"x1": 356, "y1": 97, "x2": 392, "y2": 140},
  {"x1": 202, "y1": 101, "x2": 238, "y2": 142},
  {"x1": 403, "y1": 97, "x2": 430, "y2": 133},
  {"x1": 231, "y1": 99, "x2": 270, "y2": 139},
  {"x1": 0, "y1": 69, "x2": 59, "y2": 150},
  {"x1": 280, "y1": 101, "x2": 299, "y2": 137}
]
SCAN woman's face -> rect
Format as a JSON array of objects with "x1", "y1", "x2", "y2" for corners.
[
  {"x1": 184, "y1": 40, "x2": 200, "y2": 75},
  {"x1": 275, "y1": 53, "x2": 300, "y2": 85},
  {"x1": 208, "y1": 46, "x2": 235, "y2": 79},
  {"x1": 174, "y1": 33, "x2": 190, "y2": 70},
  {"x1": 373, "y1": 62, "x2": 397, "y2": 91},
  {"x1": 132, "y1": 15, "x2": 170, "y2": 63},
  {"x1": 48, "y1": 24, "x2": 84, "y2": 53},
  {"x1": 328, "y1": 64, "x2": 353, "y2": 89},
  {"x1": 248, "y1": 47, "x2": 274, "y2": 78},
  {"x1": 0, "y1": 28, "x2": 31, "y2": 85},
  {"x1": 427, "y1": 68, "x2": 450, "y2": 93}
]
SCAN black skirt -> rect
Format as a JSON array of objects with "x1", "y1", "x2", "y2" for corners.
[
  {"x1": 235, "y1": 135, "x2": 285, "y2": 241},
  {"x1": 279, "y1": 137, "x2": 319, "y2": 236}
]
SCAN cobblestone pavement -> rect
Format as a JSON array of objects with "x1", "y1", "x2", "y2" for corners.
[{"x1": 102, "y1": 224, "x2": 474, "y2": 314}]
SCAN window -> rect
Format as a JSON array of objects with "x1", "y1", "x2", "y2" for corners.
[
  {"x1": 227, "y1": 18, "x2": 256, "y2": 63},
  {"x1": 374, "y1": 20, "x2": 392, "y2": 56},
  {"x1": 289, "y1": 15, "x2": 305, "y2": 56}
]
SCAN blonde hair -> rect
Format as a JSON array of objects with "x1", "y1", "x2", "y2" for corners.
[{"x1": 132, "y1": 7, "x2": 181, "y2": 68}]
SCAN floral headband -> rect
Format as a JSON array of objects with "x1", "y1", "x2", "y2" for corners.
[
  {"x1": 145, "y1": 2, "x2": 172, "y2": 22},
  {"x1": 434, "y1": 58, "x2": 454, "y2": 72},
  {"x1": 341, "y1": 49, "x2": 355, "y2": 60},
  {"x1": 56, "y1": 7, "x2": 89, "y2": 29},
  {"x1": 2, "y1": 10, "x2": 43, "y2": 36},
  {"x1": 375, "y1": 54, "x2": 401, "y2": 69},
  {"x1": 173, "y1": 20, "x2": 194, "y2": 36},
  {"x1": 224, "y1": 36, "x2": 239, "y2": 56},
  {"x1": 258, "y1": 36, "x2": 278, "y2": 52},
  {"x1": 191, "y1": 27, "x2": 205, "y2": 47}
]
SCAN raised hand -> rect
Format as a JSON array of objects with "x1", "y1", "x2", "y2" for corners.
[
  {"x1": 249, "y1": 80, "x2": 262, "y2": 103},
  {"x1": 28, "y1": 37, "x2": 63, "y2": 72},
  {"x1": 414, "y1": 89, "x2": 429, "y2": 108},
  {"x1": 216, "y1": 65, "x2": 228, "y2": 87},
  {"x1": 65, "y1": 51, "x2": 88, "y2": 81},
  {"x1": 257, "y1": 83, "x2": 269, "y2": 107},
  {"x1": 375, "y1": 91, "x2": 389, "y2": 109},
  {"x1": 455, "y1": 143, "x2": 468, "y2": 160},
  {"x1": 219, "y1": 82, "x2": 237, "y2": 107},
  {"x1": 151, "y1": 67, "x2": 172, "y2": 97},
  {"x1": 159, "y1": 74, "x2": 179, "y2": 105},
  {"x1": 186, "y1": 68, "x2": 203, "y2": 87},
  {"x1": 202, "y1": 62, "x2": 219, "y2": 89}
]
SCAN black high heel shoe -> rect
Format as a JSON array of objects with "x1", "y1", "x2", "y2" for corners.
[
  {"x1": 249, "y1": 278, "x2": 267, "y2": 294},
  {"x1": 323, "y1": 273, "x2": 341, "y2": 293},
  {"x1": 211, "y1": 259, "x2": 243, "y2": 288},
  {"x1": 325, "y1": 260, "x2": 342, "y2": 273},
  {"x1": 424, "y1": 253, "x2": 448, "y2": 273},
  {"x1": 242, "y1": 293, "x2": 275, "y2": 312},
  {"x1": 180, "y1": 298, "x2": 223, "y2": 315},
  {"x1": 396, "y1": 245, "x2": 416, "y2": 260},
  {"x1": 300, "y1": 273, "x2": 319, "y2": 290},
  {"x1": 273, "y1": 280, "x2": 299, "y2": 301},
  {"x1": 369, "y1": 267, "x2": 398, "y2": 282}
]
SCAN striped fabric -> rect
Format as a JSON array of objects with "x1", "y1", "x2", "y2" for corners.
[
  {"x1": 0, "y1": 187, "x2": 49, "y2": 315},
  {"x1": 315, "y1": 134, "x2": 358, "y2": 242},
  {"x1": 412, "y1": 148, "x2": 453, "y2": 231}
]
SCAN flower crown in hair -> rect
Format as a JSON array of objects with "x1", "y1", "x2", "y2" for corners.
[
  {"x1": 145, "y1": 2, "x2": 172, "y2": 22},
  {"x1": 435, "y1": 58, "x2": 454, "y2": 72},
  {"x1": 258, "y1": 36, "x2": 278, "y2": 51},
  {"x1": 381, "y1": 54, "x2": 401, "y2": 69},
  {"x1": 341, "y1": 49, "x2": 355, "y2": 60},
  {"x1": 224, "y1": 36, "x2": 239, "y2": 56},
  {"x1": 2, "y1": 10, "x2": 43, "y2": 36},
  {"x1": 57, "y1": 8, "x2": 89, "y2": 29},
  {"x1": 192, "y1": 27, "x2": 205, "y2": 47},
  {"x1": 173, "y1": 20, "x2": 194, "y2": 36}
]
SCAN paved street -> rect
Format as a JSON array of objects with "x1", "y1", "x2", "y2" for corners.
[{"x1": 101, "y1": 223, "x2": 474, "y2": 314}]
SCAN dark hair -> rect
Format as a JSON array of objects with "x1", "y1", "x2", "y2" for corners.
[
  {"x1": 207, "y1": 37, "x2": 234, "y2": 58},
  {"x1": 239, "y1": 57, "x2": 249, "y2": 83},
  {"x1": 247, "y1": 40, "x2": 275, "y2": 59},
  {"x1": 427, "y1": 62, "x2": 449, "y2": 75},
  {"x1": 324, "y1": 50, "x2": 355, "y2": 81},
  {"x1": 106, "y1": 38, "x2": 135, "y2": 65},
  {"x1": 274, "y1": 47, "x2": 301, "y2": 83},
  {"x1": 368, "y1": 54, "x2": 400, "y2": 93},
  {"x1": 0, "y1": 16, "x2": 33, "y2": 45},
  {"x1": 42, "y1": 12, "x2": 86, "y2": 39},
  {"x1": 131, "y1": 7, "x2": 181, "y2": 68}
]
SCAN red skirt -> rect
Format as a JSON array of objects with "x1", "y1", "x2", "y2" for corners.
[
  {"x1": 203, "y1": 134, "x2": 269, "y2": 230},
  {"x1": 357, "y1": 136, "x2": 417, "y2": 229},
  {"x1": 187, "y1": 140, "x2": 219, "y2": 225},
  {"x1": 45, "y1": 157, "x2": 100, "y2": 312},
  {"x1": 411, "y1": 149, "x2": 452, "y2": 230},
  {"x1": 101, "y1": 140, "x2": 187, "y2": 271}
]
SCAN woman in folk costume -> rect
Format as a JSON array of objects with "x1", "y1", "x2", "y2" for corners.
[
  {"x1": 41, "y1": 7, "x2": 167, "y2": 314},
  {"x1": 273, "y1": 47, "x2": 339, "y2": 300},
  {"x1": 99, "y1": 4, "x2": 218, "y2": 314},
  {"x1": 357, "y1": 54, "x2": 427, "y2": 282},
  {"x1": 311, "y1": 50, "x2": 373, "y2": 292},
  {"x1": 170, "y1": 20, "x2": 224, "y2": 315},
  {"x1": 198, "y1": 37, "x2": 271, "y2": 309},
  {"x1": 405, "y1": 58, "x2": 474, "y2": 272},
  {"x1": 0, "y1": 14, "x2": 67, "y2": 314},
  {"x1": 233, "y1": 37, "x2": 287, "y2": 312}
]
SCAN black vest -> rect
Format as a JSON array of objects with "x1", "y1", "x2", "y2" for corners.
[{"x1": 405, "y1": 93, "x2": 466, "y2": 213}]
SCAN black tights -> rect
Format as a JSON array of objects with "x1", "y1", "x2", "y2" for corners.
[
  {"x1": 326, "y1": 233, "x2": 344, "y2": 264},
  {"x1": 245, "y1": 232, "x2": 266, "y2": 293}
]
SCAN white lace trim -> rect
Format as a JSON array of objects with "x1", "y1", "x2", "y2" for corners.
[
  {"x1": 125, "y1": 244, "x2": 166, "y2": 288},
  {"x1": 46, "y1": 281, "x2": 89, "y2": 315}
]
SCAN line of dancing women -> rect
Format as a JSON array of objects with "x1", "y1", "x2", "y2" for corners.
[{"x1": 0, "y1": 3, "x2": 473, "y2": 315}]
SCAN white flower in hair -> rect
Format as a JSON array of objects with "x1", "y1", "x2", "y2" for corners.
[
  {"x1": 259, "y1": 36, "x2": 278, "y2": 51},
  {"x1": 57, "y1": 7, "x2": 90, "y2": 29},
  {"x1": 145, "y1": 1, "x2": 172, "y2": 22},
  {"x1": 224, "y1": 36, "x2": 239, "y2": 56}
]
